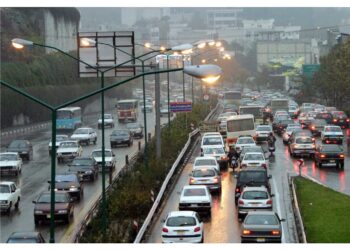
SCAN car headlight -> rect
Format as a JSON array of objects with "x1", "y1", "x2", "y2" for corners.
[
  {"x1": 57, "y1": 210, "x2": 68, "y2": 214},
  {"x1": 85, "y1": 170, "x2": 93, "y2": 174},
  {"x1": 69, "y1": 186, "x2": 78, "y2": 191},
  {"x1": 0, "y1": 200, "x2": 8, "y2": 204},
  {"x1": 34, "y1": 210, "x2": 43, "y2": 214}
]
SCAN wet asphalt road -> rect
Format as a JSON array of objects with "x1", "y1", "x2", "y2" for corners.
[{"x1": 0, "y1": 106, "x2": 170, "y2": 243}]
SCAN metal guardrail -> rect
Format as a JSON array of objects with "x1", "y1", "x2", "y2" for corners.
[{"x1": 133, "y1": 102, "x2": 220, "y2": 243}]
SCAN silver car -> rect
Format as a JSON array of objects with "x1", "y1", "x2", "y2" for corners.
[
  {"x1": 189, "y1": 166, "x2": 222, "y2": 193},
  {"x1": 241, "y1": 211, "x2": 285, "y2": 243},
  {"x1": 238, "y1": 186, "x2": 272, "y2": 220}
]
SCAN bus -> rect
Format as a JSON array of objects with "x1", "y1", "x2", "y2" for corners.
[
  {"x1": 223, "y1": 91, "x2": 242, "y2": 107},
  {"x1": 116, "y1": 99, "x2": 139, "y2": 123},
  {"x1": 270, "y1": 99, "x2": 289, "y2": 115},
  {"x1": 239, "y1": 105, "x2": 265, "y2": 125},
  {"x1": 56, "y1": 107, "x2": 82, "y2": 131},
  {"x1": 225, "y1": 114, "x2": 255, "y2": 146}
]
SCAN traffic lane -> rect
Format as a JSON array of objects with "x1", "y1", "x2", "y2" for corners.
[
  {"x1": 0, "y1": 110, "x2": 161, "y2": 242},
  {"x1": 146, "y1": 145, "x2": 241, "y2": 243},
  {"x1": 274, "y1": 134, "x2": 350, "y2": 195}
]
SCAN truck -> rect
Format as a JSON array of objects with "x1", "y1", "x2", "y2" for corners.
[
  {"x1": 0, "y1": 181, "x2": 21, "y2": 213},
  {"x1": 269, "y1": 99, "x2": 289, "y2": 116}
]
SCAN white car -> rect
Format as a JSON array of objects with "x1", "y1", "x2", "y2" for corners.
[
  {"x1": 193, "y1": 156, "x2": 220, "y2": 172},
  {"x1": 282, "y1": 124, "x2": 302, "y2": 144},
  {"x1": 161, "y1": 211, "x2": 204, "y2": 243},
  {"x1": 201, "y1": 146, "x2": 228, "y2": 169},
  {"x1": 201, "y1": 134, "x2": 225, "y2": 150},
  {"x1": 71, "y1": 127, "x2": 97, "y2": 145},
  {"x1": 241, "y1": 152, "x2": 268, "y2": 169},
  {"x1": 57, "y1": 141, "x2": 82, "y2": 163},
  {"x1": 91, "y1": 149, "x2": 116, "y2": 172},
  {"x1": 0, "y1": 181, "x2": 21, "y2": 213},
  {"x1": 179, "y1": 185, "x2": 212, "y2": 216},
  {"x1": 0, "y1": 152, "x2": 22, "y2": 176},
  {"x1": 321, "y1": 125, "x2": 344, "y2": 144},
  {"x1": 254, "y1": 125, "x2": 272, "y2": 142},
  {"x1": 235, "y1": 136, "x2": 256, "y2": 153},
  {"x1": 49, "y1": 134, "x2": 69, "y2": 155},
  {"x1": 98, "y1": 114, "x2": 114, "y2": 129}
]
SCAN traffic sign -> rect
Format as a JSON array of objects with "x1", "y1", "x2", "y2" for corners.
[
  {"x1": 302, "y1": 64, "x2": 320, "y2": 80},
  {"x1": 203, "y1": 94, "x2": 210, "y2": 101},
  {"x1": 170, "y1": 102, "x2": 192, "y2": 113}
]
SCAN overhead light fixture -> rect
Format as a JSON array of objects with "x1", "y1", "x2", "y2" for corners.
[{"x1": 202, "y1": 75, "x2": 221, "y2": 84}]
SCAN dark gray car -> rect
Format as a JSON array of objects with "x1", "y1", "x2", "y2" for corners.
[
  {"x1": 68, "y1": 157, "x2": 98, "y2": 181},
  {"x1": 110, "y1": 129, "x2": 133, "y2": 147},
  {"x1": 7, "y1": 139, "x2": 33, "y2": 161}
]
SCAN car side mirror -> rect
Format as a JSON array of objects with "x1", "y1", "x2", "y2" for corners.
[
  {"x1": 47, "y1": 181, "x2": 51, "y2": 183},
  {"x1": 268, "y1": 175, "x2": 272, "y2": 179},
  {"x1": 280, "y1": 218, "x2": 286, "y2": 222},
  {"x1": 161, "y1": 219, "x2": 166, "y2": 223},
  {"x1": 271, "y1": 194, "x2": 275, "y2": 197},
  {"x1": 32, "y1": 200, "x2": 36, "y2": 204},
  {"x1": 113, "y1": 154, "x2": 115, "y2": 157}
]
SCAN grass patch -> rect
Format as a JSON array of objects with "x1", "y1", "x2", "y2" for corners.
[{"x1": 294, "y1": 176, "x2": 350, "y2": 243}]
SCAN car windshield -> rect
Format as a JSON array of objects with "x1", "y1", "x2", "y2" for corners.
[
  {"x1": 239, "y1": 171, "x2": 266, "y2": 182},
  {"x1": 256, "y1": 126, "x2": 270, "y2": 131},
  {"x1": 245, "y1": 214, "x2": 279, "y2": 225},
  {"x1": 9, "y1": 140, "x2": 27, "y2": 148},
  {"x1": 126, "y1": 123, "x2": 140, "y2": 129},
  {"x1": 166, "y1": 216, "x2": 196, "y2": 227},
  {"x1": 92, "y1": 151, "x2": 112, "y2": 157},
  {"x1": 195, "y1": 159, "x2": 216, "y2": 166},
  {"x1": 0, "y1": 154, "x2": 17, "y2": 161},
  {"x1": 74, "y1": 129, "x2": 89, "y2": 134},
  {"x1": 203, "y1": 137, "x2": 222, "y2": 145},
  {"x1": 203, "y1": 147, "x2": 225, "y2": 155},
  {"x1": 313, "y1": 120, "x2": 327, "y2": 125},
  {"x1": 287, "y1": 126, "x2": 300, "y2": 132},
  {"x1": 55, "y1": 175, "x2": 77, "y2": 182},
  {"x1": 242, "y1": 191, "x2": 268, "y2": 200},
  {"x1": 320, "y1": 146, "x2": 342, "y2": 153},
  {"x1": 237, "y1": 138, "x2": 254, "y2": 144},
  {"x1": 112, "y1": 130, "x2": 129, "y2": 136},
  {"x1": 183, "y1": 188, "x2": 206, "y2": 197},
  {"x1": 7, "y1": 238, "x2": 38, "y2": 243},
  {"x1": 37, "y1": 193, "x2": 68, "y2": 203},
  {"x1": 100, "y1": 114, "x2": 112, "y2": 119},
  {"x1": 56, "y1": 135, "x2": 68, "y2": 141},
  {"x1": 193, "y1": 169, "x2": 216, "y2": 177},
  {"x1": 0, "y1": 184, "x2": 10, "y2": 193},
  {"x1": 244, "y1": 154, "x2": 264, "y2": 161},
  {"x1": 71, "y1": 158, "x2": 93, "y2": 166},
  {"x1": 325, "y1": 127, "x2": 341, "y2": 132},
  {"x1": 60, "y1": 142, "x2": 77, "y2": 148}
]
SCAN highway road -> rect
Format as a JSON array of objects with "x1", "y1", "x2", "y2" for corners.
[{"x1": 0, "y1": 101, "x2": 170, "y2": 243}]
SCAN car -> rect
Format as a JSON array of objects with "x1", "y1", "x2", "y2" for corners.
[
  {"x1": 331, "y1": 111, "x2": 349, "y2": 128},
  {"x1": 201, "y1": 134, "x2": 225, "y2": 150},
  {"x1": 56, "y1": 141, "x2": 82, "y2": 163},
  {"x1": 68, "y1": 157, "x2": 98, "y2": 181},
  {"x1": 161, "y1": 211, "x2": 204, "y2": 243},
  {"x1": 288, "y1": 105, "x2": 299, "y2": 118},
  {"x1": 238, "y1": 146, "x2": 266, "y2": 165},
  {"x1": 218, "y1": 118, "x2": 228, "y2": 137},
  {"x1": 91, "y1": 149, "x2": 116, "y2": 172},
  {"x1": 7, "y1": 139, "x2": 33, "y2": 161},
  {"x1": 70, "y1": 127, "x2": 97, "y2": 145},
  {"x1": 48, "y1": 134, "x2": 69, "y2": 155},
  {"x1": 98, "y1": 114, "x2": 114, "y2": 129},
  {"x1": 49, "y1": 173, "x2": 83, "y2": 200},
  {"x1": 288, "y1": 136, "x2": 315, "y2": 158},
  {"x1": 273, "y1": 119, "x2": 295, "y2": 135},
  {"x1": 237, "y1": 186, "x2": 273, "y2": 220},
  {"x1": 189, "y1": 166, "x2": 222, "y2": 193},
  {"x1": 321, "y1": 125, "x2": 344, "y2": 144},
  {"x1": 272, "y1": 114, "x2": 290, "y2": 130},
  {"x1": 141, "y1": 100, "x2": 153, "y2": 113},
  {"x1": 325, "y1": 106, "x2": 337, "y2": 112},
  {"x1": 288, "y1": 129, "x2": 314, "y2": 144},
  {"x1": 315, "y1": 112, "x2": 333, "y2": 124},
  {"x1": 314, "y1": 144, "x2": 345, "y2": 169},
  {"x1": 0, "y1": 181, "x2": 21, "y2": 213},
  {"x1": 110, "y1": 129, "x2": 133, "y2": 147},
  {"x1": 201, "y1": 146, "x2": 228, "y2": 169},
  {"x1": 6, "y1": 231, "x2": 46, "y2": 243},
  {"x1": 235, "y1": 167, "x2": 271, "y2": 205},
  {"x1": 0, "y1": 152, "x2": 22, "y2": 176},
  {"x1": 241, "y1": 211, "x2": 284, "y2": 243},
  {"x1": 298, "y1": 112, "x2": 315, "y2": 128},
  {"x1": 240, "y1": 152, "x2": 268, "y2": 169},
  {"x1": 308, "y1": 119, "x2": 328, "y2": 136},
  {"x1": 126, "y1": 123, "x2": 144, "y2": 139},
  {"x1": 254, "y1": 125, "x2": 273, "y2": 143},
  {"x1": 273, "y1": 110, "x2": 289, "y2": 118},
  {"x1": 33, "y1": 191, "x2": 74, "y2": 225},
  {"x1": 234, "y1": 136, "x2": 256, "y2": 154},
  {"x1": 282, "y1": 124, "x2": 302, "y2": 145},
  {"x1": 178, "y1": 185, "x2": 212, "y2": 216},
  {"x1": 193, "y1": 156, "x2": 220, "y2": 172}
]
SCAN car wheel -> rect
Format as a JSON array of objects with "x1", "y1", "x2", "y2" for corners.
[
  {"x1": 90, "y1": 174, "x2": 95, "y2": 181},
  {"x1": 7, "y1": 202, "x2": 12, "y2": 214},
  {"x1": 34, "y1": 218, "x2": 40, "y2": 226},
  {"x1": 65, "y1": 214, "x2": 71, "y2": 224},
  {"x1": 93, "y1": 138, "x2": 97, "y2": 145},
  {"x1": 318, "y1": 162, "x2": 322, "y2": 168},
  {"x1": 15, "y1": 197, "x2": 20, "y2": 209},
  {"x1": 340, "y1": 163, "x2": 344, "y2": 170},
  {"x1": 200, "y1": 235, "x2": 204, "y2": 243}
]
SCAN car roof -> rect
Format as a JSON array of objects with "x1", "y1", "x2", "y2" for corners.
[
  {"x1": 168, "y1": 211, "x2": 196, "y2": 217},
  {"x1": 183, "y1": 185, "x2": 207, "y2": 190},
  {"x1": 242, "y1": 186, "x2": 268, "y2": 192},
  {"x1": 0, "y1": 181, "x2": 15, "y2": 185},
  {"x1": 195, "y1": 156, "x2": 217, "y2": 160},
  {"x1": 244, "y1": 152, "x2": 264, "y2": 155},
  {"x1": 240, "y1": 167, "x2": 267, "y2": 172},
  {"x1": 8, "y1": 231, "x2": 41, "y2": 238},
  {"x1": 0, "y1": 152, "x2": 18, "y2": 155},
  {"x1": 60, "y1": 140, "x2": 79, "y2": 144},
  {"x1": 92, "y1": 148, "x2": 112, "y2": 152},
  {"x1": 202, "y1": 145, "x2": 224, "y2": 149},
  {"x1": 246, "y1": 211, "x2": 277, "y2": 216},
  {"x1": 76, "y1": 127, "x2": 92, "y2": 130}
]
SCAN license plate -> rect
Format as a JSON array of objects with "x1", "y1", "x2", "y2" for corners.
[
  {"x1": 190, "y1": 204, "x2": 198, "y2": 207},
  {"x1": 47, "y1": 214, "x2": 51, "y2": 219},
  {"x1": 330, "y1": 160, "x2": 336, "y2": 163},
  {"x1": 201, "y1": 180, "x2": 208, "y2": 183},
  {"x1": 176, "y1": 231, "x2": 186, "y2": 235},
  {"x1": 340, "y1": 120, "x2": 344, "y2": 122},
  {"x1": 257, "y1": 238, "x2": 266, "y2": 242}
]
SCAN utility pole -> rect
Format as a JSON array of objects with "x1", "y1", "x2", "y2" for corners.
[{"x1": 155, "y1": 63, "x2": 161, "y2": 159}]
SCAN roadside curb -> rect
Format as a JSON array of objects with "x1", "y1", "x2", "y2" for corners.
[{"x1": 289, "y1": 175, "x2": 307, "y2": 243}]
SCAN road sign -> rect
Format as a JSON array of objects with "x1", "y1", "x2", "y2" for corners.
[
  {"x1": 170, "y1": 102, "x2": 192, "y2": 113},
  {"x1": 302, "y1": 64, "x2": 320, "y2": 79},
  {"x1": 203, "y1": 94, "x2": 210, "y2": 101}
]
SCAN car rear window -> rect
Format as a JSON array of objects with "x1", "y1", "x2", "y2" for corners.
[
  {"x1": 320, "y1": 146, "x2": 342, "y2": 153},
  {"x1": 295, "y1": 138, "x2": 313, "y2": 144},
  {"x1": 325, "y1": 127, "x2": 341, "y2": 132},
  {"x1": 55, "y1": 175, "x2": 77, "y2": 182},
  {"x1": 195, "y1": 159, "x2": 217, "y2": 166},
  {"x1": 245, "y1": 214, "x2": 279, "y2": 225},
  {"x1": 244, "y1": 154, "x2": 264, "y2": 161},
  {"x1": 239, "y1": 171, "x2": 266, "y2": 182},
  {"x1": 242, "y1": 191, "x2": 268, "y2": 200},
  {"x1": 184, "y1": 188, "x2": 207, "y2": 197},
  {"x1": 237, "y1": 138, "x2": 254, "y2": 144},
  {"x1": 203, "y1": 147, "x2": 225, "y2": 155},
  {"x1": 193, "y1": 169, "x2": 216, "y2": 177},
  {"x1": 203, "y1": 137, "x2": 222, "y2": 145},
  {"x1": 166, "y1": 216, "x2": 196, "y2": 227},
  {"x1": 0, "y1": 184, "x2": 10, "y2": 193}
]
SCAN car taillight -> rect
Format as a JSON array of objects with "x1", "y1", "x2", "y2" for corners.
[
  {"x1": 326, "y1": 140, "x2": 330, "y2": 144},
  {"x1": 312, "y1": 138, "x2": 315, "y2": 142},
  {"x1": 271, "y1": 230, "x2": 280, "y2": 235},
  {"x1": 261, "y1": 163, "x2": 267, "y2": 169},
  {"x1": 333, "y1": 119, "x2": 338, "y2": 122},
  {"x1": 347, "y1": 119, "x2": 350, "y2": 122},
  {"x1": 266, "y1": 199, "x2": 272, "y2": 205},
  {"x1": 194, "y1": 226, "x2": 201, "y2": 232},
  {"x1": 236, "y1": 188, "x2": 240, "y2": 193},
  {"x1": 238, "y1": 200, "x2": 244, "y2": 205},
  {"x1": 243, "y1": 230, "x2": 251, "y2": 235},
  {"x1": 190, "y1": 178, "x2": 195, "y2": 184},
  {"x1": 311, "y1": 126, "x2": 315, "y2": 130},
  {"x1": 162, "y1": 228, "x2": 169, "y2": 233},
  {"x1": 339, "y1": 154, "x2": 345, "y2": 158},
  {"x1": 213, "y1": 177, "x2": 220, "y2": 183},
  {"x1": 320, "y1": 154, "x2": 326, "y2": 158},
  {"x1": 241, "y1": 164, "x2": 247, "y2": 168}
]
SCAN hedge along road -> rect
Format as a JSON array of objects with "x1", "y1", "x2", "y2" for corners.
[{"x1": 0, "y1": 101, "x2": 171, "y2": 243}]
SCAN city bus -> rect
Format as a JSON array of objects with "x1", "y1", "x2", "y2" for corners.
[
  {"x1": 116, "y1": 99, "x2": 139, "y2": 123},
  {"x1": 239, "y1": 105, "x2": 265, "y2": 125},
  {"x1": 225, "y1": 114, "x2": 255, "y2": 147},
  {"x1": 56, "y1": 107, "x2": 82, "y2": 131}
]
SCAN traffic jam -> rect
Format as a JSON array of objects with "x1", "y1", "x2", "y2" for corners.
[{"x1": 159, "y1": 89, "x2": 348, "y2": 243}]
